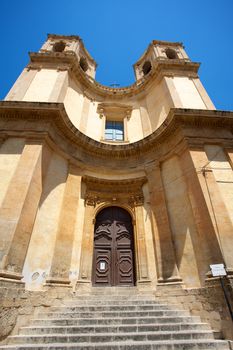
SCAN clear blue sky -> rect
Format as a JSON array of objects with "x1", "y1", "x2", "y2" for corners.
[{"x1": 1, "y1": 0, "x2": 232, "y2": 110}]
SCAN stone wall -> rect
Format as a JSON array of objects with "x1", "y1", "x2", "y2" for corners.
[
  {"x1": 0, "y1": 280, "x2": 72, "y2": 343},
  {"x1": 156, "y1": 279, "x2": 233, "y2": 340}
]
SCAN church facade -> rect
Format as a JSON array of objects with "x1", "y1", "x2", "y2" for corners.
[{"x1": 0, "y1": 34, "x2": 233, "y2": 338}]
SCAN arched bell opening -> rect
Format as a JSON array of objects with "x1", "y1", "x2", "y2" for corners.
[{"x1": 92, "y1": 206, "x2": 136, "y2": 286}]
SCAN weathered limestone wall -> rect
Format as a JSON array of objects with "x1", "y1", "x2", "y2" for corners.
[{"x1": 156, "y1": 281, "x2": 233, "y2": 340}]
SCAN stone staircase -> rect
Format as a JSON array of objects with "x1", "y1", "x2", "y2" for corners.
[{"x1": 0, "y1": 287, "x2": 230, "y2": 349}]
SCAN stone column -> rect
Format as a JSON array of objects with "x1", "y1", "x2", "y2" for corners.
[
  {"x1": 146, "y1": 165, "x2": 181, "y2": 283},
  {"x1": 189, "y1": 148, "x2": 233, "y2": 275},
  {"x1": 46, "y1": 165, "x2": 82, "y2": 286},
  {"x1": 77, "y1": 203, "x2": 95, "y2": 289},
  {"x1": 178, "y1": 148, "x2": 223, "y2": 280},
  {"x1": 0, "y1": 141, "x2": 44, "y2": 281},
  {"x1": 134, "y1": 204, "x2": 151, "y2": 287}
]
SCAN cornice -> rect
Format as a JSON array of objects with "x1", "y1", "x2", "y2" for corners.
[
  {"x1": 48, "y1": 33, "x2": 81, "y2": 41},
  {"x1": 0, "y1": 101, "x2": 233, "y2": 160},
  {"x1": 28, "y1": 52, "x2": 200, "y2": 98},
  {"x1": 152, "y1": 40, "x2": 184, "y2": 47}
]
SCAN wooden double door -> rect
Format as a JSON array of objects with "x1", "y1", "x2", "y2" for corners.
[{"x1": 92, "y1": 206, "x2": 135, "y2": 286}]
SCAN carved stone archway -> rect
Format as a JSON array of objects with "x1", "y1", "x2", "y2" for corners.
[{"x1": 77, "y1": 176, "x2": 151, "y2": 289}]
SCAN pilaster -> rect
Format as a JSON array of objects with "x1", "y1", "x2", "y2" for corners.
[
  {"x1": 178, "y1": 148, "x2": 224, "y2": 281},
  {"x1": 189, "y1": 148, "x2": 233, "y2": 275},
  {"x1": 46, "y1": 165, "x2": 82, "y2": 286},
  {"x1": 146, "y1": 165, "x2": 182, "y2": 284},
  {"x1": 0, "y1": 141, "x2": 44, "y2": 281},
  {"x1": 76, "y1": 204, "x2": 95, "y2": 290},
  {"x1": 134, "y1": 205, "x2": 151, "y2": 287}
]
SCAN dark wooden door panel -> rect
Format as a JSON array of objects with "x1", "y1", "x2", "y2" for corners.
[
  {"x1": 92, "y1": 206, "x2": 135, "y2": 286},
  {"x1": 116, "y1": 249, "x2": 134, "y2": 285}
]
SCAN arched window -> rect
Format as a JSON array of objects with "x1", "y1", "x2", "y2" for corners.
[
  {"x1": 53, "y1": 41, "x2": 66, "y2": 53},
  {"x1": 79, "y1": 57, "x2": 88, "y2": 72},
  {"x1": 165, "y1": 48, "x2": 178, "y2": 59},
  {"x1": 142, "y1": 61, "x2": 152, "y2": 76}
]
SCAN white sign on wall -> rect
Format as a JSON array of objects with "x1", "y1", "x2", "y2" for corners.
[
  {"x1": 100, "y1": 262, "x2": 106, "y2": 271},
  {"x1": 210, "y1": 264, "x2": 227, "y2": 277}
]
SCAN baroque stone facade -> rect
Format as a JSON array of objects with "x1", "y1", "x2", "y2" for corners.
[{"x1": 0, "y1": 34, "x2": 233, "y2": 340}]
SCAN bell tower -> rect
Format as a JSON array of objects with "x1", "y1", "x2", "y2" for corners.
[
  {"x1": 5, "y1": 34, "x2": 97, "y2": 102},
  {"x1": 40, "y1": 34, "x2": 97, "y2": 79},
  {"x1": 133, "y1": 40, "x2": 215, "y2": 111}
]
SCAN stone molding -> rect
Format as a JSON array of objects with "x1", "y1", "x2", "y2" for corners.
[
  {"x1": 97, "y1": 103, "x2": 133, "y2": 120},
  {"x1": 0, "y1": 102, "x2": 233, "y2": 164},
  {"x1": 83, "y1": 176, "x2": 146, "y2": 207}
]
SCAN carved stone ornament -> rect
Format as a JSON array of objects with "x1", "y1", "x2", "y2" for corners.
[
  {"x1": 97, "y1": 103, "x2": 133, "y2": 120},
  {"x1": 83, "y1": 176, "x2": 146, "y2": 207}
]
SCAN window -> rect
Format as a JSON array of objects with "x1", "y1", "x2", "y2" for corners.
[
  {"x1": 53, "y1": 41, "x2": 66, "y2": 52},
  {"x1": 142, "y1": 61, "x2": 152, "y2": 76},
  {"x1": 80, "y1": 57, "x2": 88, "y2": 72},
  {"x1": 105, "y1": 121, "x2": 124, "y2": 141},
  {"x1": 165, "y1": 48, "x2": 178, "y2": 59}
]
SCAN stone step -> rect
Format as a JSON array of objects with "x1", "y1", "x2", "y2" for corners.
[
  {"x1": 37, "y1": 309, "x2": 190, "y2": 319},
  {"x1": 76, "y1": 287, "x2": 152, "y2": 295},
  {"x1": 32, "y1": 315, "x2": 202, "y2": 326},
  {"x1": 62, "y1": 299, "x2": 159, "y2": 307},
  {"x1": 49, "y1": 304, "x2": 180, "y2": 312},
  {"x1": 2, "y1": 288, "x2": 229, "y2": 350},
  {"x1": 63, "y1": 299, "x2": 162, "y2": 306},
  {"x1": 1, "y1": 340, "x2": 230, "y2": 350},
  {"x1": 19, "y1": 322, "x2": 211, "y2": 335},
  {"x1": 64, "y1": 295, "x2": 156, "y2": 301},
  {"x1": 8, "y1": 330, "x2": 215, "y2": 344}
]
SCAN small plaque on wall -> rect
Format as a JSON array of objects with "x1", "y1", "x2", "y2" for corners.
[{"x1": 210, "y1": 264, "x2": 227, "y2": 277}]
